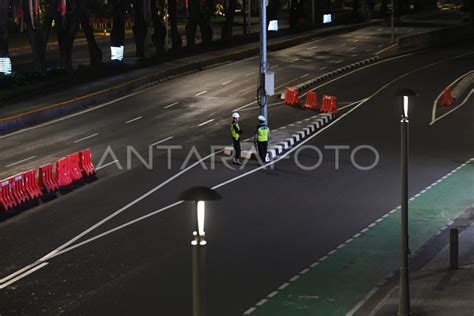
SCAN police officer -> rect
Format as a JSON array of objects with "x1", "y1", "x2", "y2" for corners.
[
  {"x1": 231, "y1": 112, "x2": 243, "y2": 165},
  {"x1": 255, "y1": 115, "x2": 270, "y2": 163}
]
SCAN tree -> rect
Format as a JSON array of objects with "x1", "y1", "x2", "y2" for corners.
[
  {"x1": 150, "y1": 0, "x2": 166, "y2": 55},
  {"x1": 185, "y1": 0, "x2": 213, "y2": 48},
  {"x1": 79, "y1": 0, "x2": 102, "y2": 66},
  {"x1": 0, "y1": 0, "x2": 9, "y2": 62},
  {"x1": 110, "y1": 0, "x2": 128, "y2": 51},
  {"x1": 221, "y1": 0, "x2": 236, "y2": 42},
  {"x1": 23, "y1": 0, "x2": 54, "y2": 74},
  {"x1": 54, "y1": 0, "x2": 81, "y2": 72},
  {"x1": 132, "y1": 0, "x2": 154, "y2": 57},
  {"x1": 168, "y1": 0, "x2": 182, "y2": 49}
]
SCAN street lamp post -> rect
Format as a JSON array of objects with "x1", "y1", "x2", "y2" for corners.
[
  {"x1": 178, "y1": 186, "x2": 222, "y2": 316},
  {"x1": 397, "y1": 88, "x2": 417, "y2": 316}
]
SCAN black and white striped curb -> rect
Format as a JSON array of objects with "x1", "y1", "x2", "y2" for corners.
[
  {"x1": 280, "y1": 56, "x2": 380, "y2": 99},
  {"x1": 224, "y1": 113, "x2": 334, "y2": 161}
]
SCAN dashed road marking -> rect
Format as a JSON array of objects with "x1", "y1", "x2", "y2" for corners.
[
  {"x1": 164, "y1": 102, "x2": 178, "y2": 109},
  {"x1": 5, "y1": 155, "x2": 37, "y2": 168},
  {"x1": 125, "y1": 116, "x2": 143, "y2": 124},
  {"x1": 290, "y1": 58, "x2": 299, "y2": 62},
  {"x1": 195, "y1": 90, "x2": 207, "y2": 96},
  {"x1": 150, "y1": 136, "x2": 174, "y2": 147},
  {"x1": 222, "y1": 80, "x2": 233, "y2": 85},
  {"x1": 74, "y1": 133, "x2": 99, "y2": 143},
  {"x1": 300, "y1": 73, "x2": 309, "y2": 78},
  {"x1": 198, "y1": 119, "x2": 215, "y2": 127}
]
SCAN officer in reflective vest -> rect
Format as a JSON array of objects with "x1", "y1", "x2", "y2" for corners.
[
  {"x1": 231, "y1": 112, "x2": 243, "y2": 165},
  {"x1": 255, "y1": 115, "x2": 270, "y2": 163}
]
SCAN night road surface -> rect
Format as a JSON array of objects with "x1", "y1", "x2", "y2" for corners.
[{"x1": 1, "y1": 33, "x2": 474, "y2": 315}]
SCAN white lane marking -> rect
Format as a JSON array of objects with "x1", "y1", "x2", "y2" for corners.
[
  {"x1": 222, "y1": 80, "x2": 233, "y2": 85},
  {"x1": 245, "y1": 71, "x2": 256, "y2": 76},
  {"x1": 268, "y1": 291, "x2": 279, "y2": 298},
  {"x1": 125, "y1": 116, "x2": 143, "y2": 124},
  {"x1": 150, "y1": 136, "x2": 174, "y2": 147},
  {"x1": 96, "y1": 160, "x2": 119, "y2": 171},
  {"x1": 377, "y1": 28, "x2": 383, "y2": 31},
  {"x1": 0, "y1": 85, "x2": 162, "y2": 140},
  {"x1": 290, "y1": 58, "x2": 299, "y2": 62},
  {"x1": 198, "y1": 119, "x2": 215, "y2": 127},
  {"x1": 73, "y1": 133, "x2": 99, "y2": 144},
  {"x1": 346, "y1": 287, "x2": 380, "y2": 316},
  {"x1": 348, "y1": 47, "x2": 356, "y2": 51},
  {"x1": 307, "y1": 45, "x2": 318, "y2": 50},
  {"x1": 278, "y1": 283, "x2": 290, "y2": 290},
  {"x1": 289, "y1": 275, "x2": 300, "y2": 282},
  {"x1": 353, "y1": 39, "x2": 359, "y2": 43},
  {"x1": 351, "y1": 54, "x2": 359, "y2": 57},
  {"x1": 164, "y1": 102, "x2": 178, "y2": 109},
  {"x1": 300, "y1": 268, "x2": 310, "y2": 274},
  {"x1": 328, "y1": 249, "x2": 337, "y2": 255},
  {"x1": 0, "y1": 262, "x2": 49, "y2": 289},
  {"x1": 195, "y1": 90, "x2": 207, "y2": 96},
  {"x1": 310, "y1": 262, "x2": 319, "y2": 268},
  {"x1": 430, "y1": 70, "x2": 474, "y2": 125},
  {"x1": 243, "y1": 307, "x2": 256, "y2": 314},
  {"x1": 340, "y1": 43, "x2": 347, "y2": 47},
  {"x1": 320, "y1": 66, "x2": 327, "y2": 70},
  {"x1": 5, "y1": 155, "x2": 37, "y2": 168},
  {"x1": 0, "y1": 262, "x2": 41, "y2": 284},
  {"x1": 319, "y1": 255, "x2": 328, "y2": 262},
  {"x1": 375, "y1": 43, "x2": 397, "y2": 55},
  {"x1": 256, "y1": 299, "x2": 268, "y2": 306},
  {"x1": 408, "y1": 28, "x2": 413, "y2": 32},
  {"x1": 353, "y1": 233, "x2": 362, "y2": 238},
  {"x1": 300, "y1": 74, "x2": 309, "y2": 78},
  {"x1": 335, "y1": 60, "x2": 343, "y2": 64}
]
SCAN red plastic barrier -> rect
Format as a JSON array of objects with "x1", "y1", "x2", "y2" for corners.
[
  {"x1": 80, "y1": 149, "x2": 96, "y2": 176},
  {"x1": 10, "y1": 175, "x2": 30, "y2": 204},
  {"x1": 39, "y1": 164, "x2": 59, "y2": 193},
  {"x1": 304, "y1": 91, "x2": 319, "y2": 110},
  {"x1": 320, "y1": 95, "x2": 337, "y2": 113},
  {"x1": 23, "y1": 170, "x2": 43, "y2": 199},
  {"x1": 441, "y1": 88, "x2": 454, "y2": 107},
  {"x1": 56, "y1": 157, "x2": 72, "y2": 187},
  {"x1": 284, "y1": 87, "x2": 300, "y2": 106},
  {"x1": 0, "y1": 180, "x2": 17, "y2": 211},
  {"x1": 68, "y1": 153, "x2": 83, "y2": 182}
]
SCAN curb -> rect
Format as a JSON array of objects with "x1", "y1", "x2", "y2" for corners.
[
  {"x1": 224, "y1": 113, "x2": 334, "y2": 161},
  {"x1": 0, "y1": 22, "x2": 375, "y2": 136},
  {"x1": 280, "y1": 56, "x2": 380, "y2": 99}
]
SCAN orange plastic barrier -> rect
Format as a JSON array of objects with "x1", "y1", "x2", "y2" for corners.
[
  {"x1": 39, "y1": 164, "x2": 59, "y2": 193},
  {"x1": 23, "y1": 170, "x2": 43, "y2": 199},
  {"x1": 56, "y1": 157, "x2": 72, "y2": 187},
  {"x1": 304, "y1": 91, "x2": 319, "y2": 110},
  {"x1": 80, "y1": 149, "x2": 96, "y2": 176},
  {"x1": 0, "y1": 180, "x2": 17, "y2": 211},
  {"x1": 440, "y1": 88, "x2": 454, "y2": 107},
  {"x1": 284, "y1": 87, "x2": 300, "y2": 106},
  {"x1": 321, "y1": 95, "x2": 338, "y2": 113},
  {"x1": 68, "y1": 153, "x2": 83, "y2": 182},
  {"x1": 10, "y1": 175, "x2": 30, "y2": 204}
]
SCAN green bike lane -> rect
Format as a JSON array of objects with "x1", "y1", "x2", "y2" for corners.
[{"x1": 245, "y1": 158, "x2": 474, "y2": 316}]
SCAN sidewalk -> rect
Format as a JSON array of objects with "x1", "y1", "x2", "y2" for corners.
[{"x1": 367, "y1": 219, "x2": 474, "y2": 316}]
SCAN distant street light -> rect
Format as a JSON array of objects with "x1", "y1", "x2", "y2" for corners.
[
  {"x1": 396, "y1": 88, "x2": 417, "y2": 316},
  {"x1": 178, "y1": 186, "x2": 222, "y2": 316}
]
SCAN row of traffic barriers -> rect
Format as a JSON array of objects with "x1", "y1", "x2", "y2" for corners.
[
  {"x1": 284, "y1": 87, "x2": 338, "y2": 113},
  {"x1": 0, "y1": 149, "x2": 97, "y2": 214}
]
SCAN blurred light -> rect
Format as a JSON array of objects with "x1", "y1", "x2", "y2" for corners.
[
  {"x1": 0, "y1": 57, "x2": 12, "y2": 75},
  {"x1": 197, "y1": 201, "x2": 205, "y2": 237},
  {"x1": 323, "y1": 14, "x2": 332, "y2": 24},
  {"x1": 111, "y1": 46, "x2": 124, "y2": 61},
  {"x1": 268, "y1": 20, "x2": 278, "y2": 31},
  {"x1": 403, "y1": 96, "x2": 409, "y2": 118}
]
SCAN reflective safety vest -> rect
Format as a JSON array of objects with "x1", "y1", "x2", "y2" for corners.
[
  {"x1": 231, "y1": 123, "x2": 240, "y2": 140},
  {"x1": 257, "y1": 125, "x2": 270, "y2": 142}
]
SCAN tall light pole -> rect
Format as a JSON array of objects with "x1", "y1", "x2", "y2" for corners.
[
  {"x1": 179, "y1": 186, "x2": 222, "y2": 316},
  {"x1": 397, "y1": 88, "x2": 416, "y2": 316},
  {"x1": 258, "y1": 0, "x2": 269, "y2": 124}
]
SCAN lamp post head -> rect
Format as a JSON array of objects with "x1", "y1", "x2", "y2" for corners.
[
  {"x1": 395, "y1": 88, "x2": 417, "y2": 119},
  {"x1": 179, "y1": 187, "x2": 222, "y2": 246}
]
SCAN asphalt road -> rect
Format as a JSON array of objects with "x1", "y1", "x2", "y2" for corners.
[{"x1": 1, "y1": 27, "x2": 474, "y2": 315}]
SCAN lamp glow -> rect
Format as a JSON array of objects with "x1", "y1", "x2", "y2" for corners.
[
  {"x1": 403, "y1": 96, "x2": 409, "y2": 118},
  {"x1": 111, "y1": 46, "x2": 124, "y2": 61},
  {"x1": 197, "y1": 201, "x2": 205, "y2": 237},
  {"x1": 0, "y1": 57, "x2": 12, "y2": 75}
]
